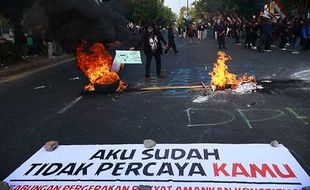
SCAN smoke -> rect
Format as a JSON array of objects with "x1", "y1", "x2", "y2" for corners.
[{"x1": 42, "y1": 0, "x2": 134, "y2": 53}]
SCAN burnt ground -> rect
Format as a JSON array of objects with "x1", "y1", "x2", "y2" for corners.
[{"x1": 0, "y1": 37, "x2": 310, "y2": 179}]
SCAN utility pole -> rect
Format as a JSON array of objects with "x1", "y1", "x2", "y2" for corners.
[{"x1": 187, "y1": 0, "x2": 189, "y2": 15}]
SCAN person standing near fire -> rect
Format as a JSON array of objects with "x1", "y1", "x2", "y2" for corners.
[
  {"x1": 216, "y1": 21, "x2": 227, "y2": 50},
  {"x1": 130, "y1": 24, "x2": 168, "y2": 81},
  {"x1": 164, "y1": 23, "x2": 179, "y2": 55}
]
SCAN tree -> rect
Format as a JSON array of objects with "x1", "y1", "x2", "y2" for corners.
[
  {"x1": 103, "y1": 0, "x2": 176, "y2": 26},
  {"x1": 178, "y1": 6, "x2": 196, "y2": 25},
  {"x1": 192, "y1": 0, "x2": 267, "y2": 20},
  {"x1": 280, "y1": 0, "x2": 310, "y2": 18},
  {"x1": 0, "y1": 0, "x2": 35, "y2": 45}
]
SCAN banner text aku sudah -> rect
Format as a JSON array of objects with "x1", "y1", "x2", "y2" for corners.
[{"x1": 23, "y1": 148, "x2": 296, "y2": 179}]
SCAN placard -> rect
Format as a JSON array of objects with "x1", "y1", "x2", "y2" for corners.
[{"x1": 115, "y1": 50, "x2": 142, "y2": 64}]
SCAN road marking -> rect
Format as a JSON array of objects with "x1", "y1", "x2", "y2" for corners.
[
  {"x1": 186, "y1": 108, "x2": 235, "y2": 127},
  {"x1": 237, "y1": 109, "x2": 285, "y2": 129},
  {"x1": 291, "y1": 69, "x2": 310, "y2": 81},
  {"x1": 286, "y1": 108, "x2": 310, "y2": 125},
  {"x1": 57, "y1": 96, "x2": 83, "y2": 114}
]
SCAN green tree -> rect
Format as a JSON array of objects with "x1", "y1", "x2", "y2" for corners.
[
  {"x1": 0, "y1": 0, "x2": 34, "y2": 45},
  {"x1": 192, "y1": 0, "x2": 267, "y2": 19},
  {"x1": 280, "y1": 0, "x2": 310, "y2": 18},
  {"x1": 80, "y1": 0, "x2": 176, "y2": 26},
  {"x1": 133, "y1": 0, "x2": 176, "y2": 25},
  {"x1": 178, "y1": 6, "x2": 195, "y2": 25}
]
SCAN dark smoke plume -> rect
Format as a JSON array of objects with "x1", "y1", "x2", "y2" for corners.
[{"x1": 42, "y1": 0, "x2": 134, "y2": 52}]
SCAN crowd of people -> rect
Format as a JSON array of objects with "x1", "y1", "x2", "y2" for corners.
[
  {"x1": 176, "y1": 13, "x2": 310, "y2": 54},
  {"x1": 0, "y1": 26, "x2": 60, "y2": 63},
  {"x1": 126, "y1": 11, "x2": 310, "y2": 81},
  {"x1": 19, "y1": 27, "x2": 59, "y2": 60}
]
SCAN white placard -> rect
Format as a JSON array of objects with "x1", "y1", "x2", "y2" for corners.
[
  {"x1": 115, "y1": 50, "x2": 142, "y2": 64},
  {"x1": 4, "y1": 144, "x2": 310, "y2": 189}
]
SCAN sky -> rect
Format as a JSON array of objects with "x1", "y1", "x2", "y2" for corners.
[{"x1": 164, "y1": 0, "x2": 196, "y2": 16}]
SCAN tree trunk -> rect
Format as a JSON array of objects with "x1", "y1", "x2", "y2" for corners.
[
  {"x1": 12, "y1": 16, "x2": 24, "y2": 58},
  {"x1": 12, "y1": 17, "x2": 23, "y2": 45}
]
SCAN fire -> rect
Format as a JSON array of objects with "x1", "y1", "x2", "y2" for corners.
[
  {"x1": 209, "y1": 51, "x2": 256, "y2": 91},
  {"x1": 76, "y1": 43, "x2": 127, "y2": 92}
]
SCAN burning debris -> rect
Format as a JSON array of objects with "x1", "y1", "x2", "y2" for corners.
[
  {"x1": 42, "y1": 0, "x2": 135, "y2": 93},
  {"x1": 193, "y1": 51, "x2": 262, "y2": 103},
  {"x1": 209, "y1": 51, "x2": 257, "y2": 92},
  {"x1": 76, "y1": 43, "x2": 127, "y2": 92}
]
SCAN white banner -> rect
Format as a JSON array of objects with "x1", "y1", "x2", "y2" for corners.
[
  {"x1": 4, "y1": 144, "x2": 310, "y2": 189},
  {"x1": 115, "y1": 50, "x2": 142, "y2": 64}
]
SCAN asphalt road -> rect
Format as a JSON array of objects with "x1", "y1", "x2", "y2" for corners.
[{"x1": 1, "y1": 37, "x2": 310, "y2": 179}]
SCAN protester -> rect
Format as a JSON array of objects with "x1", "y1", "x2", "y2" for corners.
[
  {"x1": 26, "y1": 33, "x2": 34, "y2": 55},
  {"x1": 21, "y1": 34, "x2": 28, "y2": 60},
  {"x1": 258, "y1": 17, "x2": 268, "y2": 52},
  {"x1": 279, "y1": 19, "x2": 288, "y2": 50},
  {"x1": 46, "y1": 30, "x2": 55, "y2": 60},
  {"x1": 292, "y1": 19, "x2": 303, "y2": 54},
  {"x1": 203, "y1": 22, "x2": 210, "y2": 39},
  {"x1": 178, "y1": 25, "x2": 182, "y2": 37},
  {"x1": 301, "y1": 19, "x2": 308, "y2": 50},
  {"x1": 215, "y1": 21, "x2": 226, "y2": 50},
  {"x1": 214, "y1": 20, "x2": 219, "y2": 40},
  {"x1": 130, "y1": 24, "x2": 168, "y2": 81},
  {"x1": 244, "y1": 22, "x2": 252, "y2": 49},
  {"x1": 164, "y1": 24, "x2": 179, "y2": 55},
  {"x1": 306, "y1": 19, "x2": 310, "y2": 49},
  {"x1": 197, "y1": 22, "x2": 205, "y2": 40},
  {"x1": 182, "y1": 25, "x2": 187, "y2": 38},
  {"x1": 265, "y1": 19, "x2": 272, "y2": 52},
  {"x1": 251, "y1": 19, "x2": 259, "y2": 49},
  {"x1": 187, "y1": 24, "x2": 196, "y2": 44},
  {"x1": 233, "y1": 21, "x2": 241, "y2": 45}
]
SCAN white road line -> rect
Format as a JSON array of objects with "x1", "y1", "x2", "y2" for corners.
[{"x1": 57, "y1": 96, "x2": 83, "y2": 114}]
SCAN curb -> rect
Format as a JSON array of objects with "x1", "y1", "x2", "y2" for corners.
[{"x1": 0, "y1": 56, "x2": 75, "y2": 84}]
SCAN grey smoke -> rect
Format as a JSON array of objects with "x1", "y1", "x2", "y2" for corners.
[{"x1": 42, "y1": 0, "x2": 134, "y2": 53}]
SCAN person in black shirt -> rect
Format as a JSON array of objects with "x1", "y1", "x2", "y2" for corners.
[
  {"x1": 292, "y1": 19, "x2": 303, "y2": 54},
  {"x1": 216, "y1": 21, "x2": 226, "y2": 50},
  {"x1": 279, "y1": 19, "x2": 288, "y2": 50},
  {"x1": 197, "y1": 22, "x2": 205, "y2": 40},
  {"x1": 233, "y1": 21, "x2": 241, "y2": 45},
  {"x1": 130, "y1": 24, "x2": 168, "y2": 80},
  {"x1": 244, "y1": 22, "x2": 252, "y2": 48},
  {"x1": 251, "y1": 20, "x2": 259, "y2": 49},
  {"x1": 164, "y1": 24, "x2": 179, "y2": 55}
]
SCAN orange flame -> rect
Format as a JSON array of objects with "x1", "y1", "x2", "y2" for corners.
[
  {"x1": 76, "y1": 43, "x2": 127, "y2": 92},
  {"x1": 209, "y1": 51, "x2": 256, "y2": 90}
]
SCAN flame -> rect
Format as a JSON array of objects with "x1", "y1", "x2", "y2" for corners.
[
  {"x1": 76, "y1": 43, "x2": 127, "y2": 92},
  {"x1": 209, "y1": 51, "x2": 256, "y2": 90}
]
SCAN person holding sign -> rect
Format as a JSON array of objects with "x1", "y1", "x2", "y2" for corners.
[{"x1": 130, "y1": 24, "x2": 168, "y2": 81}]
